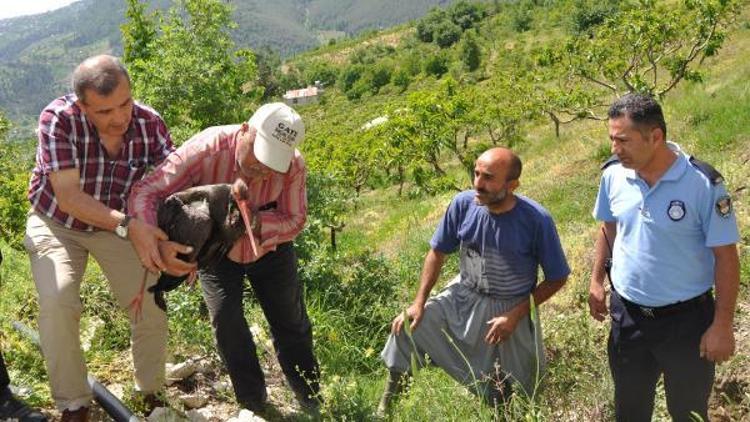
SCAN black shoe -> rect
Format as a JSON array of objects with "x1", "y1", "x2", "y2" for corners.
[
  {"x1": 293, "y1": 390, "x2": 321, "y2": 417},
  {"x1": 0, "y1": 388, "x2": 48, "y2": 422},
  {"x1": 239, "y1": 389, "x2": 268, "y2": 415}
]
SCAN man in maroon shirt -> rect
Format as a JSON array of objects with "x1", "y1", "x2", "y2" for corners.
[{"x1": 24, "y1": 55, "x2": 182, "y2": 421}]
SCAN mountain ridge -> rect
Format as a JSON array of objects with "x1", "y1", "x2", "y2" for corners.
[{"x1": 0, "y1": 0, "x2": 456, "y2": 124}]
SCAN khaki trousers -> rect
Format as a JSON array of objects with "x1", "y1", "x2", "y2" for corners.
[{"x1": 24, "y1": 212, "x2": 167, "y2": 411}]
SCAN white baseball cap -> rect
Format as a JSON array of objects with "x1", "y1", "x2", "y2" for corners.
[{"x1": 248, "y1": 102, "x2": 305, "y2": 173}]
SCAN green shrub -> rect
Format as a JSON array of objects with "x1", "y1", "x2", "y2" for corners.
[
  {"x1": 0, "y1": 137, "x2": 34, "y2": 249},
  {"x1": 424, "y1": 52, "x2": 449, "y2": 77},
  {"x1": 434, "y1": 20, "x2": 462, "y2": 48},
  {"x1": 303, "y1": 251, "x2": 400, "y2": 373}
]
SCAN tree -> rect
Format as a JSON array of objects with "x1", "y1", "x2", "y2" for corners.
[
  {"x1": 121, "y1": 0, "x2": 259, "y2": 142},
  {"x1": 121, "y1": 0, "x2": 156, "y2": 66},
  {"x1": 302, "y1": 60, "x2": 339, "y2": 86},
  {"x1": 449, "y1": 1, "x2": 486, "y2": 30},
  {"x1": 368, "y1": 63, "x2": 392, "y2": 94},
  {"x1": 424, "y1": 52, "x2": 449, "y2": 77},
  {"x1": 392, "y1": 68, "x2": 411, "y2": 92},
  {"x1": 534, "y1": 0, "x2": 739, "y2": 135},
  {"x1": 561, "y1": 0, "x2": 740, "y2": 99},
  {"x1": 384, "y1": 79, "x2": 473, "y2": 192},
  {"x1": 255, "y1": 46, "x2": 284, "y2": 100},
  {"x1": 434, "y1": 20, "x2": 463, "y2": 48},
  {"x1": 416, "y1": 8, "x2": 449, "y2": 43},
  {"x1": 0, "y1": 111, "x2": 34, "y2": 248},
  {"x1": 459, "y1": 31, "x2": 481, "y2": 71}
]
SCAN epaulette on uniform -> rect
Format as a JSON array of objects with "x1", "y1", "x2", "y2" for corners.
[
  {"x1": 689, "y1": 156, "x2": 724, "y2": 185},
  {"x1": 601, "y1": 154, "x2": 620, "y2": 170}
]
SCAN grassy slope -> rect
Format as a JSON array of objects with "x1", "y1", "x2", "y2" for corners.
[
  {"x1": 327, "y1": 7, "x2": 750, "y2": 420},
  {"x1": 0, "y1": 5, "x2": 748, "y2": 422}
]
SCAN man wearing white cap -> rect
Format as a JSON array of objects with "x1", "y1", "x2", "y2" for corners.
[{"x1": 129, "y1": 103, "x2": 320, "y2": 414}]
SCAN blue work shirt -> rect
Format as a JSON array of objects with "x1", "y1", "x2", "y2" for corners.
[
  {"x1": 432, "y1": 191, "x2": 570, "y2": 298},
  {"x1": 593, "y1": 144, "x2": 739, "y2": 306}
]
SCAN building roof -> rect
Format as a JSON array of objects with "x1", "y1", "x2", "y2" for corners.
[{"x1": 283, "y1": 86, "x2": 320, "y2": 99}]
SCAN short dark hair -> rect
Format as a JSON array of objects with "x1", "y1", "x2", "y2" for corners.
[
  {"x1": 507, "y1": 152, "x2": 522, "y2": 182},
  {"x1": 608, "y1": 93, "x2": 667, "y2": 139},
  {"x1": 72, "y1": 55, "x2": 131, "y2": 103}
]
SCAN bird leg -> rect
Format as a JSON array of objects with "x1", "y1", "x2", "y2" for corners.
[
  {"x1": 185, "y1": 269, "x2": 198, "y2": 287},
  {"x1": 234, "y1": 197, "x2": 258, "y2": 257},
  {"x1": 128, "y1": 269, "x2": 150, "y2": 320}
]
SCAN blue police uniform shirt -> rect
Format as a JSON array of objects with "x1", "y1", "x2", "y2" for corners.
[
  {"x1": 593, "y1": 143, "x2": 740, "y2": 306},
  {"x1": 431, "y1": 191, "x2": 570, "y2": 298}
]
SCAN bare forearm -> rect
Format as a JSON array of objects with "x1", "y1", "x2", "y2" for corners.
[
  {"x1": 712, "y1": 244, "x2": 740, "y2": 326},
  {"x1": 591, "y1": 222, "x2": 616, "y2": 287},
  {"x1": 509, "y1": 277, "x2": 567, "y2": 319},
  {"x1": 58, "y1": 189, "x2": 125, "y2": 231},
  {"x1": 413, "y1": 249, "x2": 446, "y2": 306}
]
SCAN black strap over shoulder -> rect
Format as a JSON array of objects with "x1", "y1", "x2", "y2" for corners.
[
  {"x1": 601, "y1": 154, "x2": 620, "y2": 170},
  {"x1": 689, "y1": 156, "x2": 724, "y2": 185}
]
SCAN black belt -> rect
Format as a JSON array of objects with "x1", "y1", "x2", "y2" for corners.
[{"x1": 620, "y1": 290, "x2": 712, "y2": 319}]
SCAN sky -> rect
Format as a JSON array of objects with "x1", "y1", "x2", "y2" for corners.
[{"x1": 0, "y1": 0, "x2": 81, "y2": 20}]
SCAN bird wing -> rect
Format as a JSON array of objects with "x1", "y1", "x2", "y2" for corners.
[{"x1": 158, "y1": 195, "x2": 213, "y2": 262}]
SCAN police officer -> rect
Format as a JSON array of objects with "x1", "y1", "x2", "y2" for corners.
[{"x1": 588, "y1": 93, "x2": 740, "y2": 422}]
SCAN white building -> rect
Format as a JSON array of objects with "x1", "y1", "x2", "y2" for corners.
[{"x1": 283, "y1": 82, "x2": 323, "y2": 106}]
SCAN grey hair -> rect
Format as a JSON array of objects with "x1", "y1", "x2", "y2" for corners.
[
  {"x1": 72, "y1": 55, "x2": 131, "y2": 103},
  {"x1": 608, "y1": 93, "x2": 667, "y2": 139}
]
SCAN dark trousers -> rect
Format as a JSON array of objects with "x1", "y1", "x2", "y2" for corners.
[
  {"x1": 199, "y1": 242, "x2": 319, "y2": 408},
  {"x1": 608, "y1": 289, "x2": 715, "y2": 422},
  {"x1": 0, "y1": 351, "x2": 9, "y2": 390}
]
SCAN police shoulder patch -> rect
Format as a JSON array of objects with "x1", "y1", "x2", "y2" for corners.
[
  {"x1": 715, "y1": 195, "x2": 733, "y2": 218},
  {"x1": 689, "y1": 156, "x2": 724, "y2": 185}
]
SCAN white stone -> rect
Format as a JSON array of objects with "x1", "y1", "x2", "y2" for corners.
[
  {"x1": 180, "y1": 393, "x2": 208, "y2": 409},
  {"x1": 186, "y1": 408, "x2": 212, "y2": 422},
  {"x1": 166, "y1": 360, "x2": 199, "y2": 384},
  {"x1": 146, "y1": 407, "x2": 186, "y2": 421}
]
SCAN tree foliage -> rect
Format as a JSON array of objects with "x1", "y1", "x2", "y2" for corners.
[
  {"x1": 121, "y1": 0, "x2": 259, "y2": 142},
  {"x1": 0, "y1": 111, "x2": 34, "y2": 248},
  {"x1": 459, "y1": 30, "x2": 481, "y2": 71},
  {"x1": 532, "y1": 0, "x2": 739, "y2": 135},
  {"x1": 416, "y1": 1, "x2": 486, "y2": 48},
  {"x1": 560, "y1": 0, "x2": 740, "y2": 98}
]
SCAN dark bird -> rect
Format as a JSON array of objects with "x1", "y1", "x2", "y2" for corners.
[{"x1": 149, "y1": 179, "x2": 251, "y2": 311}]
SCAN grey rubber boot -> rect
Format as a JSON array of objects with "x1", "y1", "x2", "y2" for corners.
[{"x1": 376, "y1": 371, "x2": 410, "y2": 418}]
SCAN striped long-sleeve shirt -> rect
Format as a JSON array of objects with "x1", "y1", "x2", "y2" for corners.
[
  {"x1": 29, "y1": 94, "x2": 173, "y2": 230},
  {"x1": 129, "y1": 124, "x2": 307, "y2": 264}
]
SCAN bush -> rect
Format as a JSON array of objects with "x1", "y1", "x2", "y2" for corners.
[
  {"x1": 510, "y1": 4, "x2": 533, "y2": 33},
  {"x1": 0, "y1": 137, "x2": 34, "y2": 249},
  {"x1": 303, "y1": 251, "x2": 400, "y2": 372},
  {"x1": 434, "y1": 20, "x2": 463, "y2": 48},
  {"x1": 416, "y1": 8, "x2": 450, "y2": 43},
  {"x1": 570, "y1": 1, "x2": 618, "y2": 35},
  {"x1": 392, "y1": 68, "x2": 411, "y2": 91},
  {"x1": 459, "y1": 31, "x2": 481, "y2": 71},
  {"x1": 338, "y1": 64, "x2": 365, "y2": 93},
  {"x1": 302, "y1": 60, "x2": 339, "y2": 86},
  {"x1": 369, "y1": 64, "x2": 392, "y2": 94},
  {"x1": 424, "y1": 52, "x2": 450, "y2": 77},
  {"x1": 449, "y1": 1, "x2": 486, "y2": 30}
]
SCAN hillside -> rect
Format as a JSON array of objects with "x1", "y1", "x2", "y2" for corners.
[
  {"x1": 0, "y1": 1, "x2": 748, "y2": 421},
  {"x1": 0, "y1": 0, "x2": 456, "y2": 124}
]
